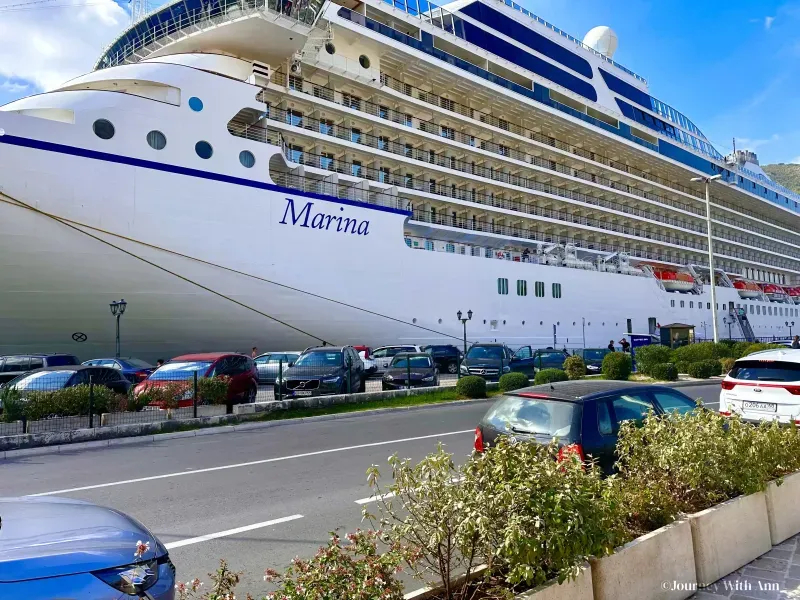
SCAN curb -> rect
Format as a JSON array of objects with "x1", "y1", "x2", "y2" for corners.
[{"x1": 0, "y1": 397, "x2": 495, "y2": 460}]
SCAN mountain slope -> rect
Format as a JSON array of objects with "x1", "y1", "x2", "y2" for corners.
[{"x1": 762, "y1": 164, "x2": 800, "y2": 194}]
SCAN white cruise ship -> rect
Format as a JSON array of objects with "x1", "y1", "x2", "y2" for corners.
[{"x1": 1, "y1": 0, "x2": 799, "y2": 358}]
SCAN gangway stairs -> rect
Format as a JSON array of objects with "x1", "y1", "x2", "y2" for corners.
[{"x1": 730, "y1": 308, "x2": 756, "y2": 342}]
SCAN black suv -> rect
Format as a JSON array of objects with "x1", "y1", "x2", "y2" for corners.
[
  {"x1": 0, "y1": 354, "x2": 80, "y2": 385},
  {"x1": 475, "y1": 381, "x2": 698, "y2": 475},
  {"x1": 274, "y1": 346, "x2": 365, "y2": 397},
  {"x1": 459, "y1": 343, "x2": 518, "y2": 381},
  {"x1": 422, "y1": 345, "x2": 463, "y2": 374}
]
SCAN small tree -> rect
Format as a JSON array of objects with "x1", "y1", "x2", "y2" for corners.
[
  {"x1": 602, "y1": 352, "x2": 632, "y2": 380},
  {"x1": 563, "y1": 355, "x2": 586, "y2": 380},
  {"x1": 633, "y1": 345, "x2": 672, "y2": 376}
]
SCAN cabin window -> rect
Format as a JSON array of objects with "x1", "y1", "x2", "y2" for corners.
[
  {"x1": 534, "y1": 281, "x2": 545, "y2": 297},
  {"x1": 670, "y1": 299, "x2": 675, "y2": 307},
  {"x1": 552, "y1": 283, "x2": 562, "y2": 299},
  {"x1": 195, "y1": 141, "x2": 213, "y2": 159},
  {"x1": 516, "y1": 280, "x2": 527, "y2": 296},
  {"x1": 498, "y1": 278, "x2": 509, "y2": 295},
  {"x1": 680, "y1": 300, "x2": 685, "y2": 308},
  {"x1": 239, "y1": 150, "x2": 255, "y2": 168},
  {"x1": 146, "y1": 130, "x2": 166, "y2": 150},
  {"x1": 93, "y1": 119, "x2": 115, "y2": 140}
]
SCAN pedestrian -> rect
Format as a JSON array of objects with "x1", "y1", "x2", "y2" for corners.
[
  {"x1": 792, "y1": 335, "x2": 800, "y2": 349},
  {"x1": 251, "y1": 346, "x2": 259, "y2": 358},
  {"x1": 619, "y1": 337, "x2": 631, "y2": 353},
  {"x1": 607, "y1": 340, "x2": 615, "y2": 352},
  {"x1": 156, "y1": 359, "x2": 165, "y2": 368}
]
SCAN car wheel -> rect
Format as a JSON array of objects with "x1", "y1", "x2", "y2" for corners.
[
  {"x1": 247, "y1": 385, "x2": 257, "y2": 403},
  {"x1": 447, "y1": 362, "x2": 458, "y2": 374}
]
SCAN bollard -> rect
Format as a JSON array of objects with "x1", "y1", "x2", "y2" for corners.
[
  {"x1": 347, "y1": 356, "x2": 352, "y2": 394},
  {"x1": 193, "y1": 371, "x2": 198, "y2": 418},
  {"x1": 277, "y1": 360, "x2": 283, "y2": 402},
  {"x1": 406, "y1": 358, "x2": 412, "y2": 392},
  {"x1": 88, "y1": 375, "x2": 95, "y2": 429}
]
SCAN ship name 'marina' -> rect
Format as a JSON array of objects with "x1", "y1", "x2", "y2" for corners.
[{"x1": 279, "y1": 198, "x2": 371, "y2": 236}]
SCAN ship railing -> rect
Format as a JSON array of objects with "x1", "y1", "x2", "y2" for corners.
[{"x1": 96, "y1": 0, "x2": 319, "y2": 70}]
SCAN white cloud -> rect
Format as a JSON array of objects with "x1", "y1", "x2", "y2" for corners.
[
  {"x1": 735, "y1": 133, "x2": 781, "y2": 151},
  {"x1": 0, "y1": 0, "x2": 129, "y2": 92},
  {"x1": 0, "y1": 80, "x2": 31, "y2": 94},
  {"x1": 791, "y1": 156, "x2": 800, "y2": 165},
  {"x1": 765, "y1": 15, "x2": 775, "y2": 29}
]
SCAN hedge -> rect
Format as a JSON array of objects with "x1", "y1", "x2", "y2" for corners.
[
  {"x1": 602, "y1": 352, "x2": 632, "y2": 380},
  {"x1": 649, "y1": 363, "x2": 678, "y2": 381},
  {"x1": 720, "y1": 357, "x2": 736, "y2": 374},
  {"x1": 633, "y1": 345, "x2": 672, "y2": 376},
  {"x1": 563, "y1": 355, "x2": 586, "y2": 380},
  {"x1": 498, "y1": 372, "x2": 529, "y2": 392},
  {"x1": 686, "y1": 359, "x2": 722, "y2": 379},
  {"x1": 671, "y1": 341, "x2": 731, "y2": 364},
  {"x1": 456, "y1": 375, "x2": 486, "y2": 398},
  {"x1": 22, "y1": 384, "x2": 119, "y2": 421},
  {"x1": 533, "y1": 368, "x2": 568, "y2": 385}
]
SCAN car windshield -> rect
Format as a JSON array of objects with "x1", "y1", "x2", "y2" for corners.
[
  {"x1": 294, "y1": 351, "x2": 342, "y2": 367},
  {"x1": 484, "y1": 397, "x2": 579, "y2": 440},
  {"x1": 149, "y1": 361, "x2": 213, "y2": 380},
  {"x1": 466, "y1": 346, "x2": 504, "y2": 360},
  {"x1": 12, "y1": 370, "x2": 75, "y2": 391},
  {"x1": 583, "y1": 349, "x2": 607, "y2": 360},
  {"x1": 391, "y1": 356, "x2": 432, "y2": 368},
  {"x1": 729, "y1": 360, "x2": 800, "y2": 382},
  {"x1": 537, "y1": 352, "x2": 566, "y2": 367},
  {"x1": 123, "y1": 358, "x2": 153, "y2": 369}
]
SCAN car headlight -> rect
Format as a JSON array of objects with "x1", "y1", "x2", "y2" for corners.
[
  {"x1": 322, "y1": 376, "x2": 341, "y2": 383},
  {"x1": 460, "y1": 364, "x2": 469, "y2": 374},
  {"x1": 384, "y1": 374, "x2": 394, "y2": 381},
  {"x1": 422, "y1": 375, "x2": 434, "y2": 382},
  {"x1": 503, "y1": 366, "x2": 511, "y2": 373},
  {"x1": 94, "y1": 559, "x2": 159, "y2": 595}
]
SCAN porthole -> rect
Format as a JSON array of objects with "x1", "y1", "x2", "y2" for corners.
[
  {"x1": 503, "y1": 320, "x2": 506, "y2": 325},
  {"x1": 438, "y1": 318, "x2": 442, "y2": 324},
  {"x1": 188, "y1": 97, "x2": 204, "y2": 112},
  {"x1": 359, "y1": 54, "x2": 371, "y2": 69},
  {"x1": 195, "y1": 141, "x2": 213, "y2": 159},
  {"x1": 539, "y1": 321, "x2": 543, "y2": 326},
  {"x1": 522, "y1": 320, "x2": 525, "y2": 326},
  {"x1": 412, "y1": 318, "x2": 417, "y2": 324},
  {"x1": 239, "y1": 150, "x2": 256, "y2": 168},
  {"x1": 602, "y1": 322, "x2": 605, "y2": 326},
  {"x1": 146, "y1": 130, "x2": 166, "y2": 150},
  {"x1": 572, "y1": 321, "x2": 576, "y2": 326},
  {"x1": 557, "y1": 321, "x2": 560, "y2": 326},
  {"x1": 483, "y1": 320, "x2": 486, "y2": 324},
  {"x1": 588, "y1": 322, "x2": 591, "y2": 326},
  {"x1": 92, "y1": 119, "x2": 115, "y2": 140}
]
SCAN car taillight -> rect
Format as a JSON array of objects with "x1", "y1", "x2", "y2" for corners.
[
  {"x1": 557, "y1": 443, "x2": 585, "y2": 463},
  {"x1": 784, "y1": 386, "x2": 800, "y2": 395},
  {"x1": 474, "y1": 427, "x2": 484, "y2": 453},
  {"x1": 720, "y1": 381, "x2": 736, "y2": 390},
  {"x1": 719, "y1": 410, "x2": 731, "y2": 417},
  {"x1": 134, "y1": 371, "x2": 149, "y2": 382}
]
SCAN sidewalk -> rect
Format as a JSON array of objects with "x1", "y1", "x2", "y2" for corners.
[{"x1": 692, "y1": 534, "x2": 800, "y2": 599}]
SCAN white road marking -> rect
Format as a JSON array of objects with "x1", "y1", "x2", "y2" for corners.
[
  {"x1": 165, "y1": 514, "x2": 304, "y2": 549},
  {"x1": 28, "y1": 430, "x2": 474, "y2": 497},
  {"x1": 354, "y1": 491, "x2": 396, "y2": 505}
]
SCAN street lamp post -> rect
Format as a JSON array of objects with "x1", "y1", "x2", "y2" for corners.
[
  {"x1": 690, "y1": 174, "x2": 723, "y2": 343},
  {"x1": 109, "y1": 299, "x2": 127, "y2": 358},
  {"x1": 787, "y1": 321, "x2": 795, "y2": 338},
  {"x1": 722, "y1": 316, "x2": 733, "y2": 340},
  {"x1": 456, "y1": 310, "x2": 473, "y2": 356}
]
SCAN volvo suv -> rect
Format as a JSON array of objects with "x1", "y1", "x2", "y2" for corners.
[{"x1": 274, "y1": 346, "x2": 365, "y2": 397}]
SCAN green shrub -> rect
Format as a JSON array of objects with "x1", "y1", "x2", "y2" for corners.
[
  {"x1": 534, "y1": 368, "x2": 569, "y2": 385},
  {"x1": 686, "y1": 359, "x2": 721, "y2": 379},
  {"x1": 633, "y1": 345, "x2": 672, "y2": 376},
  {"x1": 23, "y1": 384, "x2": 118, "y2": 421},
  {"x1": 132, "y1": 381, "x2": 189, "y2": 409},
  {"x1": 602, "y1": 352, "x2": 632, "y2": 380},
  {"x1": 198, "y1": 376, "x2": 231, "y2": 405},
  {"x1": 720, "y1": 357, "x2": 736, "y2": 374},
  {"x1": 730, "y1": 341, "x2": 754, "y2": 359},
  {"x1": 671, "y1": 341, "x2": 731, "y2": 364},
  {"x1": 498, "y1": 371, "x2": 529, "y2": 392},
  {"x1": 456, "y1": 375, "x2": 486, "y2": 398},
  {"x1": 649, "y1": 363, "x2": 678, "y2": 381},
  {"x1": 0, "y1": 388, "x2": 24, "y2": 422},
  {"x1": 563, "y1": 355, "x2": 586, "y2": 380},
  {"x1": 742, "y1": 342, "x2": 786, "y2": 356},
  {"x1": 717, "y1": 339, "x2": 737, "y2": 349},
  {"x1": 674, "y1": 361, "x2": 689, "y2": 374}
]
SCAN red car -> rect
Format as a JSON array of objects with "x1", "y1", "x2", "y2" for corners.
[{"x1": 134, "y1": 353, "x2": 258, "y2": 407}]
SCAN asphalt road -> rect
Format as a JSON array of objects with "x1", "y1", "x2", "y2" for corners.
[{"x1": 0, "y1": 382, "x2": 720, "y2": 596}]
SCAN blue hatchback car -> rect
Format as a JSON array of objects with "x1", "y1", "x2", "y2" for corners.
[{"x1": 0, "y1": 496, "x2": 175, "y2": 599}]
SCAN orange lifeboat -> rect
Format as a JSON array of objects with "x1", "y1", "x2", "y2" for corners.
[
  {"x1": 653, "y1": 269, "x2": 695, "y2": 292},
  {"x1": 759, "y1": 283, "x2": 782, "y2": 300},
  {"x1": 733, "y1": 280, "x2": 761, "y2": 299},
  {"x1": 787, "y1": 287, "x2": 800, "y2": 304}
]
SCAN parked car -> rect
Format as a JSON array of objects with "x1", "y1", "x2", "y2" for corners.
[
  {"x1": 3, "y1": 365, "x2": 132, "y2": 396},
  {"x1": 474, "y1": 381, "x2": 699, "y2": 475},
  {"x1": 572, "y1": 348, "x2": 611, "y2": 374},
  {"x1": 82, "y1": 357, "x2": 155, "y2": 383},
  {"x1": 507, "y1": 347, "x2": 572, "y2": 377},
  {"x1": 370, "y1": 345, "x2": 422, "y2": 374},
  {"x1": 459, "y1": 343, "x2": 516, "y2": 381},
  {"x1": 0, "y1": 496, "x2": 176, "y2": 599},
  {"x1": 134, "y1": 353, "x2": 258, "y2": 407},
  {"x1": 719, "y1": 349, "x2": 800, "y2": 424},
  {"x1": 382, "y1": 353, "x2": 439, "y2": 390},
  {"x1": 274, "y1": 346, "x2": 365, "y2": 397},
  {"x1": 253, "y1": 351, "x2": 302, "y2": 385},
  {"x1": 422, "y1": 345, "x2": 463, "y2": 375},
  {"x1": 0, "y1": 354, "x2": 80, "y2": 385}
]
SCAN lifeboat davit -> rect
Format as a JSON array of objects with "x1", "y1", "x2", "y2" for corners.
[
  {"x1": 759, "y1": 283, "x2": 782, "y2": 300},
  {"x1": 788, "y1": 287, "x2": 800, "y2": 304},
  {"x1": 733, "y1": 280, "x2": 761, "y2": 299},
  {"x1": 654, "y1": 269, "x2": 695, "y2": 292}
]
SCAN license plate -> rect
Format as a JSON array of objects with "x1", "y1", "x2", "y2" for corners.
[
  {"x1": 743, "y1": 401, "x2": 777, "y2": 412},
  {"x1": 293, "y1": 390, "x2": 313, "y2": 397}
]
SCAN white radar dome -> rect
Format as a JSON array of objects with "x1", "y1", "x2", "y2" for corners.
[{"x1": 583, "y1": 26, "x2": 618, "y2": 59}]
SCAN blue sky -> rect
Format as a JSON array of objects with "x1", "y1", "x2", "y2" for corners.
[{"x1": 1, "y1": 0, "x2": 797, "y2": 164}]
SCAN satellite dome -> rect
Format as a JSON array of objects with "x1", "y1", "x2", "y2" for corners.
[{"x1": 583, "y1": 26, "x2": 618, "y2": 59}]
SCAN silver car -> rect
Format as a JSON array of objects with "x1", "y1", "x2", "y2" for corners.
[
  {"x1": 254, "y1": 351, "x2": 302, "y2": 385},
  {"x1": 0, "y1": 496, "x2": 175, "y2": 599},
  {"x1": 370, "y1": 345, "x2": 422, "y2": 374}
]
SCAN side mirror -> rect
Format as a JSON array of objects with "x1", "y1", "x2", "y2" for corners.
[
  {"x1": 288, "y1": 362, "x2": 294, "y2": 368},
  {"x1": 510, "y1": 356, "x2": 520, "y2": 362}
]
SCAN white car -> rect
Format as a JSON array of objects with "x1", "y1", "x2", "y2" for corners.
[
  {"x1": 370, "y1": 345, "x2": 422, "y2": 374},
  {"x1": 358, "y1": 351, "x2": 377, "y2": 377},
  {"x1": 719, "y1": 349, "x2": 800, "y2": 424}
]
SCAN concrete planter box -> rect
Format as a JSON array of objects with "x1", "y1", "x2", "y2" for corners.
[
  {"x1": 689, "y1": 492, "x2": 771, "y2": 585},
  {"x1": 403, "y1": 564, "x2": 591, "y2": 600},
  {"x1": 766, "y1": 470, "x2": 800, "y2": 545},
  {"x1": 590, "y1": 519, "x2": 695, "y2": 600}
]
